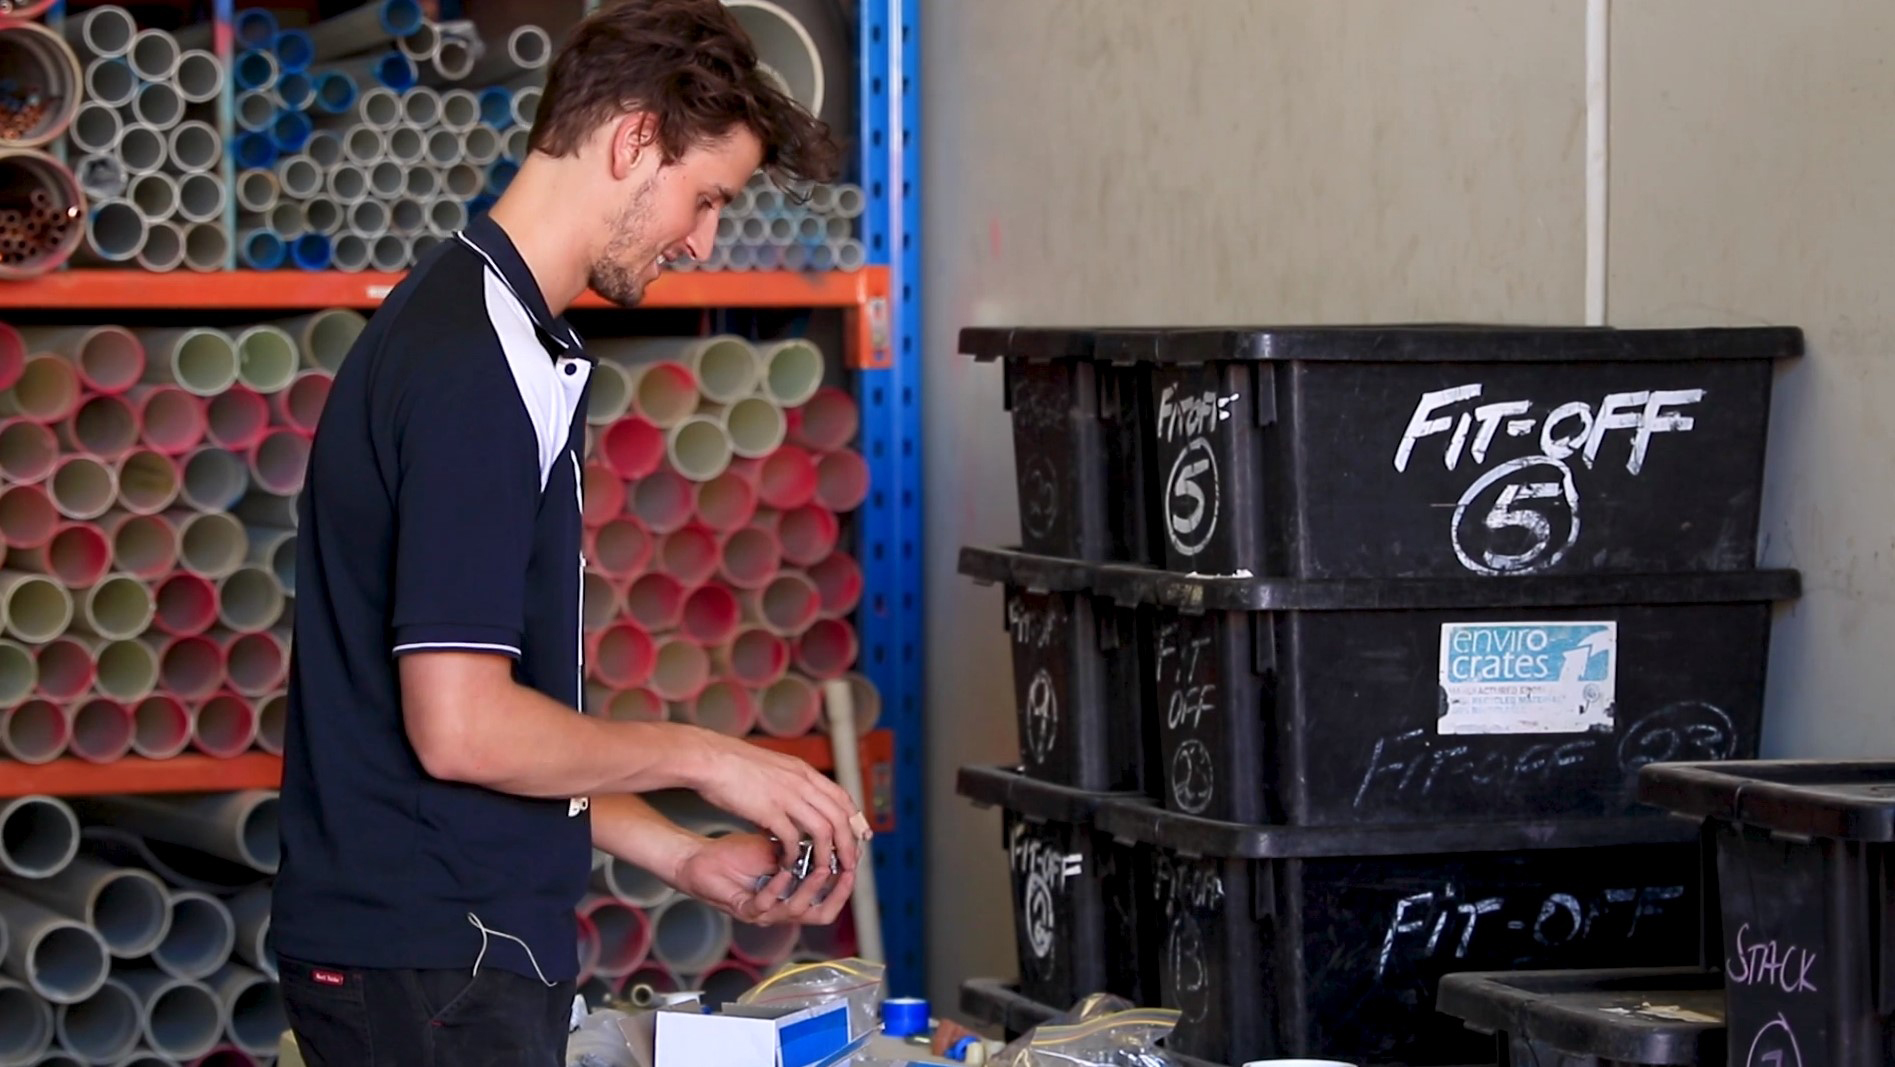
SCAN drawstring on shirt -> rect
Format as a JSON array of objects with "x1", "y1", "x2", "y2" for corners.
[{"x1": 467, "y1": 912, "x2": 556, "y2": 988}]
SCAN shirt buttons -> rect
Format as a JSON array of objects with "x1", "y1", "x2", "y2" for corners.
[{"x1": 563, "y1": 362, "x2": 577, "y2": 376}]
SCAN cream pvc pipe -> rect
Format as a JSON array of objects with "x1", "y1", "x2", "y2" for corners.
[
  {"x1": 758, "y1": 339, "x2": 825, "y2": 407},
  {"x1": 58, "y1": 393, "x2": 139, "y2": 460},
  {"x1": 20, "y1": 326, "x2": 144, "y2": 396},
  {"x1": 0, "y1": 354, "x2": 80, "y2": 423},
  {"x1": 809, "y1": 551, "x2": 863, "y2": 619},
  {"x1": 29, "y1": 638, "x2": 87, "y2": 701},
  {"x1": 233, "y1": 326, "x2": 297, "y2": 394},
  {"x1": 665, "y1": 415, "x2": 732, "y2": 482},
  {"x1": 0, "y1": 639, "x2": 33, "y2": 710},
  {"x1": 91, "y1": 635, "x2": 160, "y2": 703},
  {"x1": 151, "y1": 572, "x2": 217, "y2": 638},
  {"x1": 11, "y1": 523, "x2": 111, "y2": 587},
  {"x1": 590, "y1": 855, "x2": 674, "y2": 910},
  {"x1": 216, "y1": 565, "x2": 285, "y2": 634},
  {"x1": 0, "y1": 571, "x2": 74, "y2": 643},
  {"x1": 704, "y1": 395, "x2": 787, "y2": 459},
  {"x1": 756, "y1": 673, "x2": 821, "y2": 739},
  {"x1": 136, "y1": 329, "x2": 239, "y2": 397},
  {"x1": 687, "y1": 679, "x2": 754, "y2": 736},
  {"x1": 115, "y1": 442, "x2": 185, "y2": 514},
  {"x1": 231, "y1": 490, "x2": 295, "y2": 530},
  {"x1": 0, "y1": 420, "x2": 58, "y2": 484},
  {"x1": 273, "y1": 308, "x2": 366, "y2": 372},
  {"x1": 175, "y1": 510, "x2": 247, "y2": 578},
  {"x1": 73, "y1": 573, "x2": 154, "y2": 640},
  {"x1": 209, "y1": 387, "x2": 270, "y2": 454},
  {"x1": 223, "y1": 629, "x2": 287, "y2": 697}
]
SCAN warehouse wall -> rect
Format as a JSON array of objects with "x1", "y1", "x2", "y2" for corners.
[{"x1": 920, "y1": 0, "x2": 1895, "y2": 1003}]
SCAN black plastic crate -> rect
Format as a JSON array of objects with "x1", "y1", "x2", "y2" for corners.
[
  {"x1": 972, "y1": 324, "x2": 1800, "y2": 579},
  {"x1": 975, "y1": 547, "x2": 1795, "y2": 825},
  {"x1": 1639, "y1": 760, "x2": 1895, "y2": 1067},
  {"x1": 958, "y1": 978, "x2": 1229, "y2": 1067},
  {"x1": 1097, "y1": 796, "x2": 1708, "y2": 1066},
  {"x1": 960, "y1": 327, "x2": 1163, "y2": 563},
  {"x1": 1437, "y1": 967, "x2": 1727, "y2": 1066},
  {"x1": 956, "y1": 765, "x2": 1155, "y2": 1009},
  {"x1": 960, "y1": 546, "x2": 1155, "y2": 792}
]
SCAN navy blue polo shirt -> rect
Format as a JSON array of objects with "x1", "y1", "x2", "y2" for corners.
[{"x1": 272, "y1": 215, "x2": 595, "y2": 981}]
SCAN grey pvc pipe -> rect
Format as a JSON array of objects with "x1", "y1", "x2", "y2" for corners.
[
  {"x1": 367, "y1": 159, "x2": 403, "y2": 199},
  {"x1": 0, "y1": 796, "x2": 78, "y2": 879},
  {"x1": 590, "y1": 854, "x2": 675, "y2": 909},
  {"x1": 357, "y1": 85, "x2": 402, "y2": 130},
  {"x1": 133, "y1": 220, "x2": 184, "y2": 273},
  {"x1": 302, "y1": 196, "x2": 343, "y2": 237},
  {"x1": 325, "y1": 163, "x2": 367, "y2": 204},
  {"x1": 136, "y1": 329, "x2": 237, "y2": 397},
  {"x1": 53, "y1": 978, "x2": 137, "y2": 1064},
  {"x1": 438, "y1": 88, "x2": 478, "y2": 131},
  {"x1": 75, "y1": 152, "x2": 126, "y2": 202},
  {"x1": 224, "y1": 888, "x2": 273, "y2": 980},
  {"x1": 208, "y1": 965, "x2": 281, "y2": 1056},
  {"x1": 147, "y1": 891, "x2": 235, "y2": 983},
  {"x1": 175, "y1": 174, "x2": 225, "y2": 225},
  {"x1": 424, "y1": 128, "x2": 459, "y2": 167},
  {"x1": 232, "y1": 490, "x2": 296, "y2": 530},
  {"x1": 0, "y1": 976, "x2": 54, "y2": 1066},
  {"x1": 234, "y1": 89, "x2": 274, "y2": 133},
  {"x1": 166, "y1": 121, "x2": 220, "y2": 174},
  {"x1": 84, "y1": 57, "x2": 136, "y2": 108},
  {"x1": 443, "y1": 161, "x2": 482, "y2": 200},
  {"x1": 74, "y1": 793, "x2": 279, "y2": 874},
  {"x1": 651, "y1": 897, "x2": 732, "y2": 975},
  {"x1": 510, "y1": 85, "x2": 540, "y2": 129},
  {"x1": 0, "y1": 889, "x2": 109, "y2": 1004},
  {"x1": 233, "y1": 169, "x2": 276, "y2": 214},
  {"x1": 330, "y1": 232, "x2": 370, "y2": 273},
  {"x1": 400, "y1": 86, "x2": 440, "y2": 127},
  {"x1": 406, "y1": 164, "x2": 442, "y2": 200},
  {"x1": 342, "y1": 124, "x2": 382, "y2": 166},
  {"x1": 62, "y1": 5, "x2": 135, "y2": 59},
  {"x1": 389, "y1": 196, "x2": 424, "y2": 235},
  {"x1": 10, "y1": 857, "x2": 170, "y2": 959},
  {"x1": 345, "y1": 197, "x2": 386, "y2": 238},
  {"x1": 267, "y1": 201, "x2": 304, "y2": 239},
  {"x1": 504, "y1": 125, "x2": 529, "y2": 163},
  {"x1": 113, "y1": 969, "x2": 221, "y2": 1062},
  {"x1": 127, "y1": 171, "x2": 178, "y2": 222},
  {"x1": 217, "y1": 565, "x2": 286, "y2": 632},
  {"x1": 429, "y1": 36, "x2": 474, "y2": 82},
  {"x1": 396, "y1": 19, "x2": 439, "y2": 62},
  {"x1": 183, "y1": 222, "x2": 228, "y2": 274},
  {"x1": 386, "y1": 125, "x2": 424, "y2": 165},
  {"x1": 172, "y1": 49, "x2": 222, "y2": 104},
  {"x1": 305, "y1": 128, "x2": 343, "y2": 167},
  {"x1": 464, "y1": 24, "x2": 551, "y2": 86},
  {"x1": 127, "y1": 29, "x2": 178, "y2": 82},
  {"x1": 132, "y1": 81, "x2": 183, "y2": 130},
  {"x1": 273, "y1": 155, "x2": 321, "y2": 200},
  {"x1": 370, "y1": 234, "x2": 408, "y2": 272},
  {"x1": 68, "y1": 102, "x2": 120, "y2": 156}
]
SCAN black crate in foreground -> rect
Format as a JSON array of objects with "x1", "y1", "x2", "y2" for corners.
[
  {"x1": 1437, "y1": 968, "x2": 1727, "y2": 1067},
  {"x1": 955, "y1": 765, "x2": 1154, "y2": 1010},
  {"x1": 1098, "y1": 324, "x2": 1800, "y2": 579},
  {"x1": 1097, "y1": 796, "x2": 1707, "y2": 1066},
  {"x1": 959, "y1": 546, "x2": 1155, "y2": 793},
  {"x1": 959, "y1": 327, "x2": 1163, "y2": 563},
  {"x1": 969, "y1": 546, "x2": 1796, "y2": 825},
  {"x1": 1640, "y1": 760, "x2": 1895, "y2": 1067}
]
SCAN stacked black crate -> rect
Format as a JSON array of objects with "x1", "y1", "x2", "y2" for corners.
[{"x1": 953, "y1": 324, "x2": 1804, "y2": 1066}]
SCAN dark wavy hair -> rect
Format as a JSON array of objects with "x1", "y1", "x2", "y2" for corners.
[{"x1": 528, "y1": 0, "x2": 842, "y2": 185}]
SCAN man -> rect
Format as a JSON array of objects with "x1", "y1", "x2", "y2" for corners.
[{"x1": 271, "y1": 3, "x2": 863, "y2": 1063}]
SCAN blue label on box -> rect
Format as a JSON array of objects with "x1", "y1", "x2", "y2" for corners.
[{"x1": 1438, "y1": 621, "x2": 1616, "y2": 735}]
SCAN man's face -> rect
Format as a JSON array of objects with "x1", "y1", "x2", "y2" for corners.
[{"x1": 588, "y1": 127, "x2": 764, "y2": 307}]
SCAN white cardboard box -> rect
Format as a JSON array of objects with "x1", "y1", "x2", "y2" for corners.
[{"x1": 653, "y1": 999, "x2": 855, "y2": 1067}]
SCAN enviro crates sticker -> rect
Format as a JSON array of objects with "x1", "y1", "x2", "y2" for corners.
[{"x1": 1437, "y1": 621, "x2": 1617, "y2": 735}]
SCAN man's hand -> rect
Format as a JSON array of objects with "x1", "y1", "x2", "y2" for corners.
[
  {"x1": 673, "y1": 831, "x2": 856, "y2": 927},
  {"x1": 686, "y1": 733, "x2": 867, "y2": 876}
]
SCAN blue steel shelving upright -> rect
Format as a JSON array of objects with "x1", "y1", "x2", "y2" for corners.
[{"x1": 855, "y1": 0, "x2": 925, "y2": 999}]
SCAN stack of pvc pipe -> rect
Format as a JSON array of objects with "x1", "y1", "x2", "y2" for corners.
[
  {"x1": 682, "y1": 171, "x2": 868, "y2": 273},
  {"x1": 0, "y1": 312, "x2": 366, "y2": 766},
  {"x1": 230, "y1": 1, "x2": 551, "y2": 272},
  {"x1": 0, "y1": 791, "x2": 283, "y2": 1065},
  {"x1": 581, "y1": 333, "x2": 880, "y2": 745},
  {"x1": 0, "y1": 17, "x2": 87, "y2": 277},
  {"x1": 64, "y1": 6, "x2": 231, "y2": 272}
]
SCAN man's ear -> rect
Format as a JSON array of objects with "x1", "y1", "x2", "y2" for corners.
[{"x1": 609, "y1": 112, "x2": 661, "y2": 179}]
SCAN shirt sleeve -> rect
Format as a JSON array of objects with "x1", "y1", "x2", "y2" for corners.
[{"x1": 389, "y1": 366, "x2": 541, "y2": 659}]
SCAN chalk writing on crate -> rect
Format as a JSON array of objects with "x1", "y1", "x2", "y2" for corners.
[
  {"x1": 1744, "y1": 1015, "x2": 1805, "y2": 1067},
  {"x1": 1009, "y1": 821, "x2": 1082, "y2": 961},
  {"x1": 1153, "y1": 853, "x2": 1223, "y2": 1024},
  {"x1": 1156, "y1": 384, "x2": 1238, "y2": 558},
  {"x1": 1374, "y1": 882, "x2": 1688, "y2": 979},
  {"x1": 1156, "y1": 620, "x2": 1219, "y2": 814},
  {"x1": 1007, "y1": 595, "x2": 1065, "y2": 765},
  {"x1": 1392, "y1": 384, "x2": 1706, "y2": 575},
  {"x1": 1009, "y1": 371, "x2": 1069, "y2": 540},
  {"x1": 1024, "y1": 669, "x2": 1058, "y2": 764}
]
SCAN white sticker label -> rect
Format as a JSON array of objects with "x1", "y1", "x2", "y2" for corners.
[{"x1": 1438, "y1": 622, "x2": 1617, "y2": 735}]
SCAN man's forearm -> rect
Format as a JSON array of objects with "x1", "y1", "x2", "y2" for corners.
[{"x1": 590, "y1": 794, "x2": 703, "y2": 887}]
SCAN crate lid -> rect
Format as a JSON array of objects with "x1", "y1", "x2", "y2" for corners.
[
  {"x1": 959, "y1": 324, "x2": 1804, "y2": 365},
  {"x1": 1638, "y1": 760, "x2": 1895, "y2": 841},
  {"x1": 1435, "y1": 968, "x2": 1726, "y2": 1066},
  {"x1": 1094, "y1": 794, "x2": 1700, "y2": 860},
  {"x1": 956, "y1": 764, "x2": 1146, "y2": 825},
  {"x1": 960, "y1": 545, "x2": 1802, "y2": 612}
]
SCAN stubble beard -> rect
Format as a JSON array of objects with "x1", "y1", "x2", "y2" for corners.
[{"x1": 587, "y1": 177, "x2": 659, "y2": 308}]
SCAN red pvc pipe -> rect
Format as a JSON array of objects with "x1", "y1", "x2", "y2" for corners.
[
  {"x1": 657, "y1": 525, "x2": 719, "y2": 587},
  {"x1": 648, "y1": 636, "x2": 710, "y2": 703},
  {"x1": 4, "y1": 698, "x2": 68, "y2": 764},
  {"x1": 274, "y1": 370, "x2": 332, "y2": 436},
  {"x1": 249, "y1": 428, "x2": 310, "y2": 495},
  {"x1": 152, "y1": 571, "x2": 219, "y2": 636},
  {"x1": 693, "y1": 468, "x2": 757, "y2": 533},
  {"x1": 131, "y1": 384, "x2": 208, "y2": 455},
  {"x1": 33, "y1": 636, "x2": 93, "y2": 701},
  {"x1": 583, "y1": 569, "x2": 618, "y2": 632},
  {"x1": 630, "y1": 361, "x2": 698, "y2": 427},
  {"x1": 718, "y1": 526, "x2": 781, "y2": 590},
  {"x1": 159, "y1": 633, "x2": 224, "y2": 701},
  {"x1": 794, "y1": 618, "x2": 858, "y2": 680},
  {"x1": 115, "y1": 448, "x2": 184, "y2": 515},
  {"x1": 625, "y1": 572, "x2": 686, "y2": 631},
  {"x1": 0, "y1": 482, "x2": 56, "y2": 548},
  {"x1": 575, "y1": 911, "x2": 601, "y2": 985},
  {"x1": 788, "y1": 386, "x2": 860, "y2": 452},
  {"x1": 777, "y1": 504, "x2": 839, "y2": 567},
  {"x1": 66, "y1": 326, "x2": 145, "y2": 395},
  {"x1": 588, "y1": 517, "x2": 651, "y2": 578},
  {"x1": 755, "y1": 445, "x2": 818, "y2": 510},
  {"x1": 0, "y1": 321, "x2": 22, "y2": 393},
  {"x1": 601, "y1": 417, "x2": 663, "y2": 480},
  {"x1": 106, "y1": 511, "x2": 180, "y2": 579},
  {"x1": 14, "y1": 521, "x2": 110, "y2": 586},
  {"x1": 619, "y1": 963, "x2": 680, "y2": 998},
  {"x1": 630, "y1": 469, "x2": 694, "y2": 534},
  {"x1": 751, "y1": 570, "x2": 820, "y2": 636},
  {"x1": 809, "y1": 552, "x2": 863, "y2": 619},
  {"x1": 59, "y1": 392, "x2": 139, "y2": 459},
  {"x1": 680, "y1": 583, "x2": 740, "y2": 646},
  {"x1": 583, "y1": 462, "x2": 625, "y2": 527},
  {"x1": 815, "y1": 449, "x2": 870, "y2": 513},
  {"x1": 192, "y1": 1049, "x2": 259, "y2": 1067},
  {"x1": 132, "y1": 693, "x2": 192, "y2": 760},
  {"x1": 224, "y1": 629, "x2": 288, "y2": 697},
  {"x1": 192, "y1": 691, "x2": 257, "y2": 759},
  {"x1": 205, "y1": 385, "x2": 269, "y2": 451},
  {"x1": 70, "y1": 696, "x2": 135, "y2": 763},
  {"x1": 579, "y1": 894, "x2": 652, "y2": 978},
  {"x1": 603, "y1": 687, "x2": 665, "y2": 723},
  {"x1": 724, "y1": 626, "x2": 790, "y2": 688},
  {"x1": 688, "y1": 679, "x2": 755, "y2": 736},
  {"x1": 590, "y1": 622, "x2": 655, "y2": 689},
  {"x1": 0, "y1": 418, "x2": 57, "y2": 483}
]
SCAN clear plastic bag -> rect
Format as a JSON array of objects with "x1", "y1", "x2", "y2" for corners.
[
  {"x1": 734, "y1": 957, "x2": 888, "y2": 1040},
  {"x1": 566, "y1": 1006, "x2": 654, "y2": 1067},
  {"x1": 991, "y1": 1006, "x2": 1183, "y2": 1067}
]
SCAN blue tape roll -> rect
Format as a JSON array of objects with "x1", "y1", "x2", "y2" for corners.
[{"x1": 881, "y1": 996, "x2": 928, "y2": 1038}]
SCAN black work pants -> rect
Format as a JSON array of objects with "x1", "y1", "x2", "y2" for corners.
[{"x1": 280, "y1": 955, "x2": 576, "y2": 1067}]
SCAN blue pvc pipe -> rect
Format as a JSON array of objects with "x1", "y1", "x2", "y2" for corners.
[
  {"x1": 234, "y1": 131, "x2": 278, "y2": 170},
  {"x1": 291, "y1": 233, "x2": 332, "y2": 272},
  {"x1": 313, "y1": 72, "x2": 358, "y2": 115},
  {"x1": 468, "y1": 193, "x2": 497, "y2": 219},
  {"x1": 485, "y1": 159, "x2": 518, "y2": 196},
  {"x1": 234, "y1": 49, "x2": 276, "y2": 92},
  {"x1": 273, "y1": 29, "x2": 314, "y2": 75},
  {"x1": 277, "y1": 70, "x2": 315, "y2": 111},
  {"x1": 241, "y1": 230, "x2": 287, "y2": 270},
  {"x1": 380, "y1": 0, "x2": 425, "y2": 38},
  {"x1": 376, "y1": 52, "x2": 417, "y2": 92},
  {"x1": 234, "y1": 8, "x2": 278, "y2": 50},
  {"x1": 271, "y1": 110, "x2": 313, "y2": 154},
  {"x1": 478, "y1": 87, "x2": 514, "y2": 130}
]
